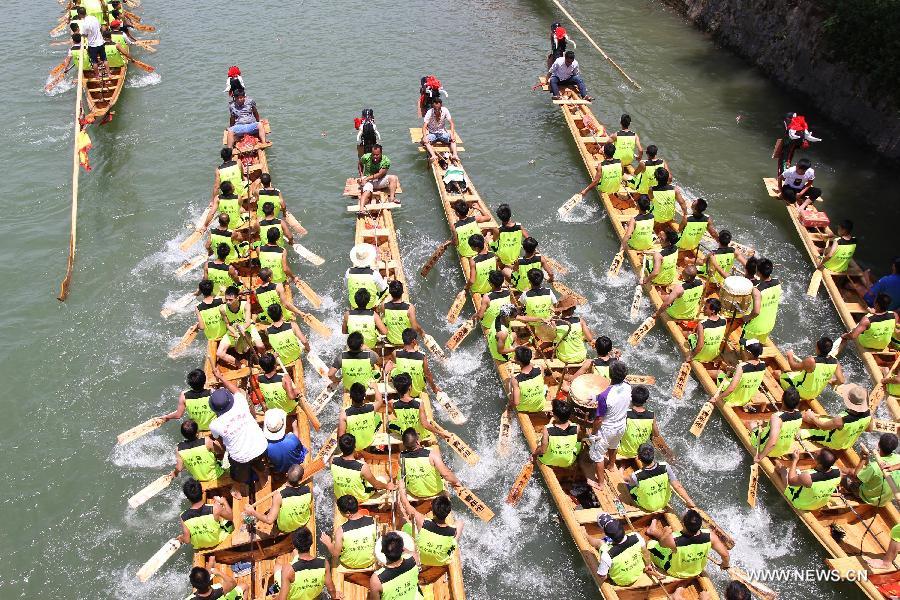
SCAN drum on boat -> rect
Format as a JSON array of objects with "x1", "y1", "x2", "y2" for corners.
[
  {"x1": 568, "y1": 373, "x2": 609, "y2": 424},
  {"x1": 720, "y1": 275, "x2": 753, "y2": 318}
]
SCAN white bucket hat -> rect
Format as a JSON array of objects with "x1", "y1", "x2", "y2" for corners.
[
  {"x1": 350, "y1": 243, "x2": 377, "y2": 268},
  {"x1": 263, "y1": 408, "x2": 287, "y2": 441}
]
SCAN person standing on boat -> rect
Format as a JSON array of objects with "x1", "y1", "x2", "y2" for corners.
[
  {"x1": 356, "y1": 144, "x2": 399, "y2": 212},
  {"x1": 547, "y1": 22, "x2": 575, "y2": 68},
  {"x1": 843, "y1": 432, "x2": 900, "y2": 507},
  {"x1": 223, "y1": 65, "x2": 245, "y2": 97},
  {"x1": 801, "y1": 383, "x2": 873, "y2": 451},
  {"x1": 264, "y1": 408, "x2": 307, "y2": 474},
  {"x1": 750, "y1": 386, "x2": 803, "y2": 462},
  {"x1": 401, "y1": 428, "x2": 462, "y2": 499},
  {"x1": 842, "y1": 293, "x2": 898, "y2": 352},
  {"x1": 421, "y1": 97, "x2": 460, "y2": 163},
  {"x1": 533, "y1": 398, "x2": 581, "y2": 468},
  {"x1": 777, "y1": 336, "x2": 844, "y2": 400},
  {"x1": 331, "y1": 433, "x2": 394, "y2": 502},
  {"x1": 185, "y1": 562, "x2": 242, "y2": 600},
  {"x1": 781, "y1": 448, "x2": 842, "y2": 511},
  {"x1": 548, "y1": 50, "x2": 593, "y2": 101},
  {"x1": 356, "y1": 108, "x2": 381, "y2": 158},
  {"x1": 646, "y1": 509, "x2": 730, "y2": 578},
  {"x1": 628, "y1": 443, "x2": 695, "y2": 513},
  {"x1": 655, "y1": 265, "x2": 704, "y2": 323},
  {"x1": 396, "y1": 482, "x2": 463, "y2": 567},
  {"x1": 552, "y1": 295, "x2": 594, "y2": 365},
  {"x1": 688, "y1": 298, "x2": 728, "y2": 366},
  {"x1": 345, "y1": 243, "x2": 387, "y2": 309},
  {"x1": 161, "y1": 368, "x2": 214, "y2": 431},
  {"x1": 76, "y1": 7, "x2": 107, "y2": 74},
  {"x1": 320, "y1": 495, "x2": 378, "y2": 571},
  {"x1": 275, "y1": 528, "x2": 339, "y2": 600},
  {"x1": 343, "y1": 288, "x2": 387, "y2": 350},
  {"x1": 338, "y1": 382, "x2": 384, "y2": 452},
  {"x1": 369, "y1": 532, "x2": 422, "y2": 600},
  {"x1": 586, "y1": 517, "x2": 646, "y2": 587},
  {"x1": 178, "y1": 478, "x2": 234, "y2": 550},
  {"x1": 815, "y1": 220, "x2": 856, "y2": 274},
  {"x1": 609, "y1": 114, "x2": 643, "y2": 171},
  {"x1": 242, "y1": 463, "x2": 312, "y2": 533},
  {"x1": 227, "y1": 88, "x2": 268, "y2": 148},
  {"x1": 648, "y1": 168, "x2": 687, "y2": 234},
  {"x1": 588, "y1": 361, "x2": 632, "y2": 489},
  {"x1": 776, "y1": 158, "x2": 820, "y2": 210},
  {"x1": 175, "y1": 420, "x2": 225, "y2": 483},
  {"x1": 741, "y1": 258, "x2": 781, "y2": 344}
]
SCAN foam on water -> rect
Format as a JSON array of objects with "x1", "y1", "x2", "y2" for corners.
[
  {"x1": 44, "y1": 76, "x2": 74, "y2": 96},
  {"x1": 126, "y1": 72, "x2": 161, "y2": 88}
]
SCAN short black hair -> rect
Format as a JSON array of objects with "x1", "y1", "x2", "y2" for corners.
[
  {"x1": 603, "y1": 142, "x2": 616, "y2": 158},
  {"x1": 393, "y1": 372, "x2": 412, "y2": 395},
  {"x1": 489, "y1": 270, "x2": 504, "y2": 288},
  {"x1": 609, "y1": 360, "x2": 628, "y2": 384},
  {"x1": 266, "y1": 227, "x2": 280, "y2": 244},
  {"x1": 782, "y1": 386, "x2": 800, "y2": 409},
  {"x1": 262, "y1": 201, "x2": 275, "y2": 216},
  {"x1": 694, "y1": 198, "x2": 708, "y2": 213},
  {"x1": 637, "y1": 195, "x2": 651, "y2": 212},
  {"x1": 663, "y1": 230, "x2": 679, "y2": 246},
  {"x1": 637, "y1": 442, "x2": 655, "y2": 465},
  {"x1": 388, "y1": 279, "x2": 404, "y2": 299},
  {"x1": 595, "y1": 336, "x2": 612, "y2": 355},
  {"x1": 718, "y1": 229, "x2": 732, "y2": 246},
  {"x1": 631, "y1": 385, "x2": 649, "y2": 405},
  {"x1": 527, "y1": 268, "x2": 544, "y2": 287},
  {"x1": 875, "y1": 293, "x2": 892, "y2": 312},
  {"x1": 183, "y1": 478, "x2": 203, "y2": 503},
  {"x1": 452, "y1": 199, "x2": 468, "y2": 218},
  {"x1": 198, "y1": 279, "x2": 214, "y2": 296},
  {"x1": 683, "y1": 509, "x2": 702, "y2": 534},
  {"x1": 522, "y1": 237, "x2": 538, "y2": 254},
  {"x1": 347, "y1": 331, "x2": 364, "y2": 351},
  {"x1": 267, "y1": 303, "x2": 283, "y2": 321},
  {"x1": 181, "y1": 420, "x2": 199, "y2": 440},
  {"x1": 515, "y1": 346, "x2": 533, "y2": 365},
  {"x1": 705, "y1": 298, "x2": 721, "y2": 313},
  {"x1": 349, "y1": 382, "x2": 366, "y2": 405},
  {"x1": 225, "y1": 285, "x2": 240, "y2": 298},
  {"x1": 880, "y1": 433, "x2": 899, "y2": 454},
  {"x1": 620, "y1": 114, "x2": 631, "y2": 128},
  {"x1": 259, "y1": 352, "x2": 276, "y2": 372},
  {"x1": 354, "y1": 288, "x2": 371, "y2": 309},
  {"x1": 336, "y1": 494, "x2": 358, "y2": 515},
  {"x1": 220, "y1": 146, "x2": 233, "y2": 161},
  {"x1": 218, "y1": 213, "x2": 230, "y2": 227},
  {"x1": 260, "y1": 172, "x2": 272, "y2": 185},
  {"x1": 220, "y1": 180, "x2": 234, "y2": 195},
  {"x1": 564, "y1": 50, "x2": 575, "y2": 60},
  {"x1": 401, "y1": 328, "x2": 418, "y2": 346},
  {"x1": 725, "y1": 581, "x2": 751, "y2": 600},
  {"x1": 338, "y1": 433, "x2": 356, "y2": 455},
  {"x1": 654, "y1": 167, "x2": 670, "y2": 186},
  {"x1": 216, "y1": 242, "x2": 230, "y2": 260},
  {"x1": 646, "y1": 144, "x2": 658, "y2": 158},
  {"x1": 816, "y1": 336, "x2": 833, "y2": 355},
  {"x1": 758, "y1": 258, "x2": 774, "y2": 278},
  {"x1": 796, "y1": 158, "x2": 812, "y2": 170},
  {"x1": 818, "y1": 448, "x2": 837, "y2": 470},
  {"x1": 187, "y1": 368, "x2": 206, "y2": 390},
  {"x1": 839, "y1": 219, "x2": 853, "y2": 233},
  {"x1": 189, "y1": 567, "x2": 212, "y2": 593},
  {"x1": 402, "y1": 427, "x2": 419, "y2": 450},
  {"x1": 496, "y1": 203, "x2": 511, "y2": 223},
  {"x1": 292, "y1": 527, "x2": 313, "y2": 552},
  {"x1": 432, "y1": 495, "x2": 452, "y2": 520},
  {"x1": 382, "y1": 531, "x2": 405, "y2": 562},
  {"x1": 745, "y1": 340, "x2": 763, "y2": 357},
  {"x1": 551, "y1": 398, "x2": 572, "y2": 421},
  {"x1": 469, "y1": 233, "x2": 485, "y2": 252}
]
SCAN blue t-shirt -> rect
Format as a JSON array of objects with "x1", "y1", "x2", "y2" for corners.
[
  {"x1": 864, "y1": 274, "x2": 900, "y2": 311},
  {"x1": 266, "y1": 433, "x2": 307, "y2": 473}
]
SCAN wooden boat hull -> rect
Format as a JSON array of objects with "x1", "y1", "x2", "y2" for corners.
[{"x1": 82, "y1": 64, "x2": 127, "y2": 120}]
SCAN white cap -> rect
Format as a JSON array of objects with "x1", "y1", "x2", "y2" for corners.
[
  {"x1": 263, "y1": 408, "x2": 287, "y2": 441},
  {"x1": 349, "y1": 243, "x2": 377, "y2": 268}
]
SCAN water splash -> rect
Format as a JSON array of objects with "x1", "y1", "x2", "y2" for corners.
[{"x1": 127, "y1": 72, "x2": 161, "y2": 88}]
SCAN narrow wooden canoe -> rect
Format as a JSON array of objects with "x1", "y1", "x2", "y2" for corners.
[{"x1": 83, "y1": 62, "x2": 127, "y2": 120}]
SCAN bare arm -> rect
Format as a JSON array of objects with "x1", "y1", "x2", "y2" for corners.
[
  {"x1": 290, "y1": 322, "x2": 311, "y2": 353},
  {"x1": 641, "y1": 253, "x2": 661, "y2": 285},
  {"x1": 431, "y1": 448, "x2": 461, "y2": 487},
  {"x1": 689, "y1": 323, "x2": 706, "y2": 360},
  {"x1": 621, "y1": 218, "x2": 636, "y2": 252},
  {"x1": 162, "y1": 391, "x2": 187, "y2": 421},
  {"x1": 713, "y1": 363, "x2": 743, "y2": 403},
  {"x1": 756, "y1": 413, "x2": 782, "y2": 461},
  {"x1": 655, "y1": 284, "x2": 684, "y2": 317},
  {"x1": 579, "y1": 164, "x2": 604, "y2": 196}
]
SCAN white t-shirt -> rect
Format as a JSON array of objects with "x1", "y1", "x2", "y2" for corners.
[
  {"x1": 81, "y1": 15, "x2": 103, "y2": 48},
  {"x1": 595, "y1": 382, "x2": 632, "y2": 432},
  {"x1": 597, "y1": 533, "x2": 645, "y2": 577},
  {"x1": 209, "y1": 392, "x2": 267, "y2": 463},
  {"x1": 423, "y1": 107, "x2": 451, "y2": 134},
  {"x1": 781, "y1": 165, "x2": 815, "y2": 190}
]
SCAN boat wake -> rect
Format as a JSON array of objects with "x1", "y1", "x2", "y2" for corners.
[
  {"x1": 127, "y1": 72, "x2": 161, "y2": 88},
  {"x1": 44, "y1": 76, "x2": 74, "y2": 96}
]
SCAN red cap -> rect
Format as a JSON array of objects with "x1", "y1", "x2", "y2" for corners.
[
  {"x1": 110, "y1": 19, "x2": 122, "y2": 27},
  {"x1": 228, "y1": 66, "x2": 241, "y2": 77},
  {"x1": 554, "y1": 26, "x2": 566, "y2": 40}
]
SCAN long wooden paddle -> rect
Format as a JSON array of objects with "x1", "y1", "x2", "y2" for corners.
[
  {"x1": 45, "y1": 66, "x2": 72, "y2": 92},
  {"x1": 557, "y1": 193, "x2": 584, "y2": 216},
  {"x1": 672, "y1": 361, "x2": 691, "y2": 399},
  {"x1": 292, "y1": 278, "x2": 322, "y2": 308},
  {"x1": 865, "y1": 444, "x2": 900, "y2": 502},
  {"x1": 422, "y1": 334, "x2": 447, "y2": 361},
  {"x1": 627, "y1": 316, "x2": 655, "y2": 346},
  {"x1": 298, "y1": 311, "x2": 332, "y2": 338},
  {"x1": 50, "y1": 21, "x2": 68, "y2": 36},
  {"x1": 651, "y1": 432, "x2": 676, "y2": 463},
  {"x1": 747, "y1": 463, "x2": 759, "y2": 507},
  {"x1": 689, "y1": 400, "x2": 715, "y2": 437},
  {"x1": 160, "y1": 291, "x2": 195, "y2": 318},
  {"x1": 708, "y1": 555, "x2": 777, "y2": 600},
  {"x1": 420, "y1": 240, "x2": 452, "y2": 277},
  {"x1": 438, "y1": 428, "x2": 480, "y2": 466},
  {"x1": 434, "y1": 391, "x2": 466, "y2": 424},
  {"x1": 498, "y1": 408, "x2": 512, "y2": 457},
  {"x1": 292, "y1": 243, "x2": 325, "y2": 266},
  {"x1": 453, "y1": 484, "x2": 495, "y2": 522},
  {"x1": 305, "y1": 351, "x2": 330, "y2": 379},
  {"x1": 544, "y1": 257, "x2": 569, "y2": 275},
  {"x1": 625, "y1": 374, "x2": 656, "y2": 386},
  {"x1": 607, "y1": 250, "x2": 625, "y2": 278},
  {"x1": 130, "y1": 22, "x2": 155, "y2": 32},
  {"x1": 178, "y1": 208, "x2": 210, "y2": 252},
  {"x1": 275, "y1": 356, "x2": 320, "y2": 431},
  {"x1": 806, "y1": 268, "x2": 823, "y2": 297},
  {"x1": 57, "y1": 56, "x2": 85, "y2": 301},
  {"x1": 130, "y1": 39, "x2": 157, "y2": 53},
  {"x1": 175, "y1": 253, "x2": 205, "y2": 277},
  {"x1": 309, "y1": 385, "x2": 339, "y2": 416},
  {"x1": 117, "y1": 416, "x2": 166, "y2": 445},
  {"x1": 628, "y1": 284, "x2": 643, "y2": 319},
  {"x1": 284, "y1": 211, "x2": 306, "y2": 236},
  {"x1": 137, "y1": 538, "x2": 182, "y2": 582},
  {"x1": 551, "y1": 281, "x2": 587, "y2": 305},
  {"x1": 445, "y1": 317, "x2": 476, "y2": 351},
  {"x1": 123, "y1": 54, "x2": 154, "y2": 73},
  {"x1": 314, "y1": 429, "x2": 339, "y2": 463},
  {"x1": 128, "y1": 469, "x2": 177, "y2": 508},
  {"x1": 168, "y1": 324, "x2": 198, "y2": 359},
  {"x1": 446, "y1": 289, "x2": 467, "y2": 323},
  {"x1": 505, "y1": 461, "x2": 534, "y2": 505}
]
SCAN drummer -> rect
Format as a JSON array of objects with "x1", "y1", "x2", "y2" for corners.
[
  {"x1": 655, "y1": 266, "x2": 704, "y2": 322},
  {"x1": 587, "y1": 361, "x2": 632, "y2": 489}
]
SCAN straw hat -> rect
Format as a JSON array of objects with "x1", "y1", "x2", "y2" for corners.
[
  {"x1": 835, "y1": 384, "x2": 869, "y2": 412},
  {"x1": 554, "y1": 295, "x2": 579, "y2": 312},
  {"x1": 263, "y1": 408, "x2": 287, "y2": 441},
  {"x1": 570, "y1": 373, "x2": 609, "y2": 404},
  {"x1": 349, "y1": 243, "x2": 377, "y2": 268}
]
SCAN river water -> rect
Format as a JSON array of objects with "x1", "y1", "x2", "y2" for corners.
[{"x1": 2, "y1": 0, "x2": 893, "y2": 598}]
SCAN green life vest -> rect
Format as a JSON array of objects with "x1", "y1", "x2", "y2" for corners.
[
  {"x1": 629, "y1": 213, "x2": 655, "y2": 251},
  {"x1": 255, "y1": 283, "x2": 283, "y2": 324},
  {"x1": 391, "y1": 398, "x2": 432, "y2": 441},
  {"x1": 599, "y1": 159, "x2": 624, "y2": 193},
  {"x1": 555, "y1": 317, "x2": 586, "y2": 364},
  {"x1": 482, "y1": 290, "x2": 513, "y2": 328},
  {"x1": 256, "y1": 189, "x2": 282, "y2": 218},
  {"x1": 514, "y1": 255, "x2": 543, "y2": 292},
  {"x1": 259, "y1": 372, "x2": 297, "y2": 413},
  {"x1": 339, "y1": 516, "x2": 377, "y2": 569},
  {"x1": 592, "y1": 357, "x2": 612, "y2": 378},
  {"x1": 347, "y1": 309, "x2": 378, "y2": 349},
  {"x1": 859, "y1": 312, "x2": 895, "y2": 350},
  {"x1": 523, "y1": 287, "x2": 553, "y2": 319},
  {"x1": 810, "y1": 410, "x2": 872, "y2": 450},
  {"x1": 111, "y1": 32, "x2": 127, "y2": 47},
  {"x1": 488, "y1": 322, "x2": 510, "y2": 362},
  {"x1": 267, "y1": 322, "x2": 303, "y2": 365},
  {"x1": 677, "y1": 215, "x2": 709, "y2": 251},
  {"x1": 218, "y1": 161, "x2": 247, "y2": 197},
  {"x1": 331, "y1": 456, "x2": 374, "y2": 502},
  {"x1": 209, "y1": 228, "x2": 239, "y2": 264},
  {"x1": 376, "y1": 557, "x2": 422, "y2": 600},
  {"x1": 634, "y1": 159, "x2": 663, "y2": 194},
  {"x1": 454, "y1": 217, "x2": 481, "y2": 258},
  {"x1": 391, "y1": 350, "x2": 426, "y2": 397},
  {"x1": 667, "y1": 279, "x2": 704, "y2": 320},
  {"x1": 177, "y1": 438, "x2": 225, "y2": 482},
  {"x1": 689, "y1": 317, "x2": 727, "y2": 363},
  {"x1": 750, "y1": 411, "x2": 803, "y2": 457},
  {"x1": 217, "y1": 195, "x2": 244, "y2": 232},
  {"x1": 539, "y1": 423, "x2": 581, "y2": 467},
  {"x1": 785, "y1": 467, "x2": 841, "y2": 510},
  {"x1": 341, "y1": 350, "x2": 377, "y2": 390},
  {"x1": 70, "y1": 46, "x2": 88, "y2": 71},
  {"x1": 259, "y1": 245, "x2": 286, "y2": 283},
  {"x1": 207, "y1": 261, "x2": 233, "y2": 297},
  {"x1": 180, "y1": 505, "x2": 233, "y2": 549},
  {"x1": 345, "y1": 404, "x2": 381, "y2": 450},
  {"x1": 286, "y1": 557, "x2": 326, "y2": 600},
  {"x1": 515, "y1": 368, "x2": 546, "y2": 413},
  {"x1": 471, "y1": 253, "x2": 498, "y2": 294},
  {"x1": 402, "y1": 447, "x2": 444, "y2": 498},
  {"x1": 184, "y1": 389, "x2": 215, "y2": 431},
  {"x1": 417, "y1": 520, "x2": 458, "y2": 566},
  {"x1": 104, "y1": 41, "x2": 125, "y2": 68},
  {"x1": 199, "y1": 298, "x2": 228, "y2": 341},
  {"x1": 719, "y1": 361, "x2": 766, "y2": 406},
  {"x1": 700, "y1": 247, "x2": 735, "y2": 285},
  {"x1": 613, "y1": 131, "x2": 637, "y2": 166},
  {"x1": 347, "y1": 267, "x2": 380, "y2": 309},
  {"x1": 629, "y1": 462, "x2": 672, "y2": 512},
  {"x1": 791, "y1": 356, "x2": 839, "y2": 400},
  {"x1": 494, "y1": 224, "x2": 523, "y2": 266},
  {"x1": 743, "y1": 279, "x2": 782, "y2": 339},
  {"x1": 618, "y1": 409, "x2": 655, "y2": 458},
  {"x1": 858, "y1": 454, "x2": 900, "y2": 506},
  {"x1": 383, "y1": 301, "x2": 411, "y2": 345},
  {"x1": 823, "y1": 237, "x2": 857, "y2": 273},
  {"x1": 652, "y1": 530, "x2": 712, "y2": 579},
  {"x1": 651, "y1": 186, "x2": 677, "y2": 223},
  {"x1": 602, "y1": 533, "x2": 645, "y2": 586},
  {"x1": 223, "y1": 301, "x2": 245, "y2": 325},
  {"x1": 276, "y1": 485, "x2": 312, "y2": 533},
  {"x1": 888, "y1": 376, "x2": 900, "y2": 398},
  {"x1": 645, "y1": 247, "x2": 678, "y2": 286},
  {"x1": 259, "y1": 218, "x2": 285, "y2": 248},
  {"x1": 185, "y1": 584, "x2": 243, "y2": 600}
]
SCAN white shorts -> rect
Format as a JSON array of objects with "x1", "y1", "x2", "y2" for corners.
[
  {"x1": 362, "y1": 176, "x2": 391, "y2": 193},
  {"x1": 588, "y1": 427, "x2": 625, "y2": 463}
]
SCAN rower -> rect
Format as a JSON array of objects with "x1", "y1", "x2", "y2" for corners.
[
  {"x1": 450, "y1": 198, "x2": 493, "y2": 262},
  {"x1": 571, "y1": 336, "x2": 618, "y2": 379},
  {"x1": 328, "y1": 331, "x2": 380, "y2": 392},
  {"x1": 476, "y1": 270, "x2": 514, "y2": 329},
  {"x1": 205, "y1": 243, "x2": 240, "y2": 297},
  {"x1": 387, "y1": 372, "x2": 444, "y2": 441},
  {"x1": 254, "y1": 268, "x2": 303, "y2": 325},
  {"x1": 742, "y1": 258, "x2": 781, "y2": 344},
  {"x1": 617, "y1": 386, "x2": 663, "y2": 461},
  {"x1": 781, "y1": 448, "x2": 841, "y2": 511},
  {"x1": 712, "y1": 339, "x2": 766, "y2": 409},
  {"x1": 205, "y1": 212, "x2": 240, "y2": 263},
  {"x1": 258, "y1": 200, "x2": 293, "y2": 248},
  {"x1": 698, "y1": 230, "x2": 739, "y2": 289},
  {"x1": 385, "y1": 329, "x2": 440, "y2": 399},
  {"x1": 587, "y1": 361, "x2": 631, "y2": 488},
  {"x1": 383, "y1": 280, "x2": 427, "y2": 346},
  {"x1": 508, "y1": 347, "x2": 548, "y2": 413},
  {"x1": 750, "y1": 386, "x2": 803, "y2": 462},
  {"x1": 401, "y1": 428, "x2": 462, "y2": 499},
  {"x1": 466, "y1": 234, "x2": 509, "y2": 296},
  {"x1": 259, "y1": 227, "x2": 302, "y2": 285},
  {"x1": 178, "y1": 478, "x2": 234, "y2": 550},
  {"x1": 160, "y1": 368, "x2": 214, "y2": 431},
  {"x1": 609, "y1": 114, "x2": 643, "y2": 171},
  {"x1": 620, "y1": 194, "x2": 655, "y2": 252},
  {"x1": 255, "y1": 352, "x2": 299, "y2": 414},
  {"x1": 421, "y1": 97, "x2": 460, "y2": 162},
  {"x1": 195, "y1": 279, "x2": 228, "y2": 343},
  {"x1": 628, "y1": 443, "x2": 695, "y2": 513},
  {"x1": 60, "y1": 33, "x2": 88, "y2": 74},
  {"x1": 777, "y1": 336, "x2": 844, "y2": 400},
  {"x1": 844, "y1": 432, "x2": 900, "y2": 507},
  {"x1": 275, "y1": 528, "x2": 337, "y2": 600},
  {"x1": 513, "y1": 236, "x2": 555, "y2": 292},
  {"x1": 108, "y1": 18, "x2": 135, "y2": 45},
  {"x1": 213, "y1": 147, "x2": 247, "y2": 200},
  {"x1": 630, "y1": 144, "x2": 667, "y2": 197},
  {"x1": 553, "y1": 295, "x2": 594, "y2": 365},
  {"x1": 677, "y1": 198, "x2": 717, "y2": 254},
  {"x1": 842, "y1": 292, "x2": 898, "y2": 351},
  {"x1": 816, "y1": 220, "x2": 856, "y2": 274},
  {"x1": 521, "y1": 269, "x2": 556, "y2": 321},
  {"x1": 346, "y1": 243, "x2": 387, "y2": 309},
  {"x1": 488, "y1": 305, "x2": 517, "y2": 363},
  {"x1": 330, "y1": 433, "x2": 393, "y2": 502},
  {"x1": 492, "y1": 203, "x2": 529, "y2": 268},
  {"x1": 343, "y1": 288, "x2": 387, "y2": 351},
  {"x1": 777, "y1": 157, "x2": 820, "y2": 210},
  {"x1": 648, "y1": 168, "x2": 688, "y2": 233},
  {"x1": 548, "y1": 50, "x2": 593, "y2": 101},
  {"x1": 338, "y1": 382, "x2": 384, "y2": 451},
  {"x1": 579, "y1": 142, "x2": 622, "y2": 198},
  {"x1": 256, "y1": 173, "x2": 292, "y2": 223},
  {"x1": 264, "y1": 304, "x2": 311, "y2": 367},
  {"x1": 587, "y1": 517, "x2": 645, "y2": 588},
  {"x1": 175, "y1": 420, "x2": 225, "y2": 483},
  {"x1": 646, "y1": 509, "x2": 730, "y2": 578},
  {"x1": 533, "y1": 398, "x2": 581, "y2": 468},
  {"x1": 186, "y1": 563, "x2": 242, "y2": 600},
  {"x1": 242, "y1": 463, "x2": 311, "y2": 533},
  {"x1": 396, "y1": 484, "x2": 462, "y2": 567},
  {"x1": 319, "y1": 495, "x2": 378, "y2": 571},
  {"x1": 100, "y1": 28, "x2": 129, "y2": 71},
  {"x1": 369, "y1": 532, "x2": 422, "y2": 600},
  {"x1": 801, "y1": 383, "x2": 873, "y2": 450},
  {"x1": 688, "y1": 298, "x2": 727, "y2": 365},
  {"x1": 216, "y1": 286, "x2": 264, "y2": 364},
  {"x1": 227, "y1": 87, "x2": 268, "y2": 148},
  {"x1": 655, "y1": 265, "x2": 704, "y2": 322},
  {"x1": 356, "y1": 143, "x2": 399, "y2": 211},
  {"x1": 642, "y1": 230, "x2": 680, "y2": 287}
]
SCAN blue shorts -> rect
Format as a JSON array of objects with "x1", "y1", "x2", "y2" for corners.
[
  {"x1": 230, "y1": 122, "x2": 259, "y2": 135},
  {"x1": 426, "y1": 131, "x2": 452, "y2": 144}
]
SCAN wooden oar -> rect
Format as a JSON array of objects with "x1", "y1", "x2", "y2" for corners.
[
  {"x1": 292, "y1": 243, "x2": 325, "y2": 266},
  {"x1": 284, "y1": 211, "x2": 306, "y2": 236},
  {"x1": 50, "y1": 39, "x2": 71, "y2": 46},
  {"x1": 498, "y1": 408, "x2": 512, "y2": 457},
  {"x1": 178, "y1": 208, "x2": 210, "y2": 252},
  {"x1": 672, "y1": 361, "x2": 691, "y2": 399},
  {"x1": 299, "y1": 311, "x2": 332, "y2": 338},
  {"x1": 445, "y1": 317, "x2": 476, "y2": 351},
  {"x1": 167, "y1": 324, "x2": 198, "y2": 359},
  {"x1": 651, "y1": 432, "x2": 676, "y2": 463},
  {"x1": 175, "y1": 253, "x2": 205, "y2": 277},
  {"x1": 420, "y1": 240, "x2": 451, "y2": 277},
  {"x1": 552, "y1": 281, "x2": 586, "y2": 305},
  {"x1": 453, "y1": 484, "x2": 495, "y2": 522},
  {"x1": 128, "y1": 469, "x2": 177, "y2": 508},
  {"x1": 747, "y1": 463, "x2": 759, "y2": 507},
  {"x1": 117, "y1": 416, "x2": 166, "y2": 445},
  {"x1": 275, "y1": 356, "x2": 320, "y2": 431},
  {"x1": 160, "y1": 291, "x2": 195, "y2": 318},
  {"x1": 708, "y1": 555, "x2": 777, "y2": 600},
  {"x1": 557, "y1": 193, "x2": 584, "y2": 216},
  {"x1": 314, "y1": 429, "x2": 339, "y2": 463},
  {"x1": 806, "y1": 268, "x2": 823, "y2": 297},
  {"x1": 50, "y1": 21, "x2": 68, "y2": 36},
  {"x1": 689, "y1": 400, "x2": 715, "y2": 437},
  {"x1": 50, "y1": 58, "x2": 68, "y2": 75},
  {"x1": 57, "y1": 58, "x2": 84, "y2": 301},
  {"x1": 137, "y1": 538, "x2": 182, "y2": 582},
  {"x1": 45, "y1": 67, "x2": 70, "y2": 92},
  {"x1": 873, "y1": 418, "x2": 900, "y2": 435},
  {"x1": 434, "y1": 391, "x2": 466, "y2": 424},
  {"x1": 438, "y1": 429, "x2": 480, "y2": 466},
  {"x1": 422, "y1": 334, "x2": 447, "y2": 361},
  {"x1": 446, "y1": 289, "x2": 467, "y2": 323},
  {"x1": 130, "y1": 22, "x2": 156, "y2": 32},
  {"x1": 544, "y1": 257, "x2": 568, "y2": 275},
  {"x1": 670, "y1": 487, "x2": 736, "y2": 550},
  {"x1": 607, "y1": 250, "x2": 625, "y2": 278},
  {"x1": 627, "y1": 316, "x2": 655, "y2": 346},
  {"x1": 505, "y1": 461, "x2": 534, "y2": 505},
  {"x1": 292, "y1": 278, "x2": 322, "y2": 308},
  {"x1": 123, "y1": 54, "x2": 154, "y2": 73},
  {"x1": 628, "y1": 284, "x2": 643, "y2": 319},
  {"x1": 871, "y1": 354, "x2": 900, "y2": 408},
  {"x1": 625, "y1": 374, "x2": 656, "y2": 385},
  {"x1": 130, "y1": 39, "x2": 157, "y2": 53},
  {"x1": 306, "y1": 351, "x2": 330, "y2": 379},
  {"x1": 309, "y1": 385, "x2": 339, "y2": 416}
]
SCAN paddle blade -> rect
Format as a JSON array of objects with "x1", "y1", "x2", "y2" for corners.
[
  {"x1": 167, "y1": 327, "x2": 197, "y2": 359},
  {"x1": 627, "y1": 316, "x2": 656, "y2": 347},
  {"x1": 285, "y1": 212, "x2": 306, "y2": 236},
  {"x1": 136, "y1": 538, "x2": 182, "y2": 582},
  {"x1": 300, "y1": 311, "x2": 332, "y2": 338},
  {"x1": 629, "y1": 284, "x2": 644, "y2": 319},
  {"x1": 309, "y1": 386, "x2": 338, "y2": 416},
  {"x1": 651, "y1": 432, "x2": 676, "y2": 463},
  {"x1": 175, "y1": 254, "x2": 205, "y2": 277},
  {"x1": 293, "y1": 278, "x2": 322, "y2": 308},
  {"x1": 689, "y1": 401, "x2": 715, "y2": 437},
  {"x1": 434, "y1": 391, "x2": 466, "y2": 424},
  {"x1": 870, "y1": 384, "x2": 886, "y2": 409},
  {"x1": 544, "y1": 256, "x2": 568, "y2": 275},
  {"x1": 806, "y1": 269, "x2": 823, "y2": 297},
  {"x1": 607, "y1": 250, "x2": 625, "y2": 278},
  {"x1": 727, "y1": 566, "x2": 778, "y2": 600},
  {"x1": 454, "y1": 485, "x2": 495, "y2": 522},
  {"x1": 117, "y1": 416, "x2": 166, "y2": 445},
  {"x1": 128, "y1": 56, "x2": 155, "y2": 72},
  {"x1": 420, "y1": 240, "x2": 451, "y2": 278},
  {"x1": 506, "y1": 462, "x2": 534, "y2": 505},
  {"x1": 306, "y1": 351, "x2": 329, "y2": 379},
  {"x1": 552, "y1": 281, "x2": 587, "y2": 305},
  {"x1": 747, "y1": 463, "x2": 759, "y2": 508},
  {"x1": 445, "y1": 319, "x2": 476, "y2": 351},
  {"x1": 673, "y1": 361, "x2": 692, "y2": 399},
  {"x1": 160, "y1": 291, "x2": 195, "y2": 319},
  {"x1": 128, "y1": 470, "x2": 177, "y2": 508},
  {"x1": 422, "y1": 334, "x2": 447, "y2": 361},
  {"x1": 498, "y1": 409, "x2": 512, "y2": 457},
  {"x1": 293, "y1": 243, "x2": 325, "y2": 266},
  {"x1": 314, "y1": 430, "x2": 339, "y2": 463},
  {"x1": 872, "y1": 418, "x2": 900, "y2": 435},
  {"x1": 557, "y1": 193, "x2": 584, "y2": 216},
  {"x1": 179, "y1": 227, "x2": 205, "y2": 253},
  {"x1": 446, "y1": 290, "x2": 467, "y2": 323},
  {"x1": 625, "y1": 374, "x2": 656, "y2": 386}
]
